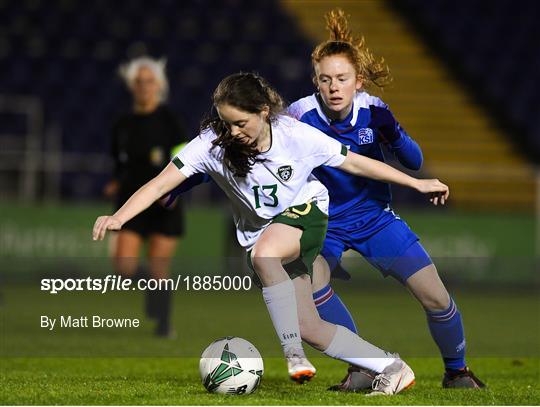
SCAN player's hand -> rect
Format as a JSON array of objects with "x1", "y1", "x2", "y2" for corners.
[
  {"x1": 414, "y1": 179, "x2": 449, "y2": 206},
  {"x1": 92, "y1": 216, "x2": 122, "y2": 241},
  {"x1": 369, "y1": 105, "x2": 400, "y2": 143}
]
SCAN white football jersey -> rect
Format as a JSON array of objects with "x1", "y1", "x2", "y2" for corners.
[{"x1": 174, "y1": 115, "x2": 346, "y2": 249}]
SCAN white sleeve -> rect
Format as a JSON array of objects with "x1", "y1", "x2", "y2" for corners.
[
  {"x1": 287, "y1": 101, "x2": 303, "y2": 120},
  {"x1": 172, "y1": 133, "x2": 212, "y2": 177},
  {"x1": 297, "y1": 121, "x2": 347, "y2": 168}
]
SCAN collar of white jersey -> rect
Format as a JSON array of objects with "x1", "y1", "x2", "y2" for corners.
[
  {"x1": 258, "y1": 120, "x2": 274, "y2": 155},
  {"x1": 315, "y1": 93, "x2": 360, "y2": 127}
]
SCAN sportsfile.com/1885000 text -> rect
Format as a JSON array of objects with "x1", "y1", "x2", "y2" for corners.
[{"x1": 40, "y1": 275, "x2": 252, "y2": 294}]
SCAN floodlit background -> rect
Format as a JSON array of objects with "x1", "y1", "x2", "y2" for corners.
[
  {"x1": 1, "y1": 0, "x2": 538, "y2": 281},
  {"x1": 0, "y1": 0, "x2": 539, "y2": 404}
]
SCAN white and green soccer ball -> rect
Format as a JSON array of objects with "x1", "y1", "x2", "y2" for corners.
[{"x1": 199, "y1": 337, "x2": 264, "y2": 395}]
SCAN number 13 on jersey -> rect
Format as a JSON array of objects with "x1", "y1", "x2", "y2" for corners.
[{"x1": 252, "y1": 184, "x2": 278, "y2": 208}]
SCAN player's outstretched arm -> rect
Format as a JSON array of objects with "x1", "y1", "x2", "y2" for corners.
[
  {"x1": 92, "y1": 163, "x2": 187, "y2": 241},
  {"x1": 161, "y1": 172, "x2": 211, "y2": 208},
  {"x1": 338, "y1": 151, "x2": 449, "y2": 205}
]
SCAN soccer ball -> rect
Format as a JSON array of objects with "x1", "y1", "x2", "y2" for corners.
[{"x1": 199, "y1": 337, "x2": 264, "y2": 395}]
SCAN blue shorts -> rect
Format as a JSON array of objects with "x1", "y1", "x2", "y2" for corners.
[{"x1": 322, "y1": 207, "x2": 433, "y2": 284}]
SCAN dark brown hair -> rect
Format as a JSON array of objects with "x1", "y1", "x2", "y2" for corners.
[
  {"x1": 311, "y1": 9, "x2": 391, "y2": 89},
  {"x1": 201, "y1": 72, "x2": 285, "y2": 177}
]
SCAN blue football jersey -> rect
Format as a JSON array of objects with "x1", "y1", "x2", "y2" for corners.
[{"x1": 288, "y1": 92, "x2": 423, "y2": 220}]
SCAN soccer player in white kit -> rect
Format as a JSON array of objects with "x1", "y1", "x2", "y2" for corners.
[{"x1": 93, "y1": 72, "x2": 449, "y2": 396}]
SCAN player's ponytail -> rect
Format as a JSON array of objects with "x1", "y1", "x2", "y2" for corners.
[
  {"x1": 326, "y1": 8, "x2": 354, "y2": 43},
  {"x1": 312, "y1": 8, "x2": 391, "y2": 89}
]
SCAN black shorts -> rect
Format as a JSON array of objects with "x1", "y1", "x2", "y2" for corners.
[{"x1": 116, "y1": 200, "x2": 185, "y2": 238}]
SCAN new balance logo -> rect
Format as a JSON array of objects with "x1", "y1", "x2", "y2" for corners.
[{"x1": 456, "y1": 339, "x2": 466, "y2": 353}]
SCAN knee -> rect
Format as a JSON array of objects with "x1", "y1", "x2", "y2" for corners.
[
  {"x1": 250, "y1": 246, "x2": 280, "y2": 270},
  {"x1": 422, "y1": 293, "x2": 451, "y2": 312},
  {"x1": 250, "y1": 248, "x2": 283, "y2": 282},
  {"x1": 406, "y1": 264, "x2": 451, "y2": 311}
]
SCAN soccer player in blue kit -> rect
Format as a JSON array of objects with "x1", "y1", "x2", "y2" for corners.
[
  {"x1": 286, "y1": 9, "x2": 485, "y2": 390},
  {"x1": 164, "y1": 9, "x2": 485, "y2": 391},
  {"x1": 95, "y1": 72, "x2": 454, "y2": 396}
]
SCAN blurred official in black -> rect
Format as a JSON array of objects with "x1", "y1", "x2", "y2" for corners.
[{"x1": 104, "y1": 56, "x2": 186, "y2": 337}]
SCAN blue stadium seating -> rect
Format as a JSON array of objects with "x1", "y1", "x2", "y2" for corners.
[
  {"x1": 392, "y1": 0, "x2": 540, "y2": 162},
  {"x1": 0, "y1": 0, "x2": 314, "y2": 198}
]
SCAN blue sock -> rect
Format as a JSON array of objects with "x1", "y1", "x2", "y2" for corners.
[
  {"x1": 426, "y1": 297, "x2": 466, "y2": 370},
  {"x1": 313, "y1": 284, "x2": 358, "y2": 334}
]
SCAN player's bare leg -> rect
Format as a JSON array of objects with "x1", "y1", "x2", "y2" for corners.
[
  {"x1": 113, "y1": 230, "x2": 143, "y2": 277},
  {"x1": 405, "y1": 264, "x2": 450, "y2": 311},
  {"x1": 312, "y1": 257, "x2": 376, "y2": 392},
  {"x1": 148, "y1": 234, "x2": 177, "y2": 279},
  {"x1": 295, "y1": 274, "x2": 337, "y2": 348},
  {"x1": 406, "y1": 265, "x2": 485, "y2": 388},
  {"x1": 251, "y1": 223, "x2": 316, "y2": 383},
  {"x1": 295, "y1": 272, "x2": 414, "y2": 395},
  {"x1": 311, "y1": 255, "x2": 330, "y2": 292}
]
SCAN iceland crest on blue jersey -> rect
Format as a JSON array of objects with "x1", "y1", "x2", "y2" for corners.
[{"x1": 358, "y1": 128, "x2": 374, "y2": 145}]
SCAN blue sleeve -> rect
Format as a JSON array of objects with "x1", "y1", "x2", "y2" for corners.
[
  {"x1": 162, "y1": 173, "x2": 211, "y2": 207},
  {"x1": 368, "y1": 100, "x2": 423, "y2": 170},
  {"x1": 387, "y1": 127, "x2": 423, "y2": 170}
]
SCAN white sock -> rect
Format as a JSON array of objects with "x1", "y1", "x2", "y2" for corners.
[
  {"x1": 323, "y1": 325, "x2": 396, "y2": 373},
  {"x1": 262, "y1": 279, "x2": 303, "y2": 354}
]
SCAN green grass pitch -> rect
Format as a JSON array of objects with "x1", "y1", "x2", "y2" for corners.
[
  {"x1": 0, "y1": 203, "x2": 538, "y2": 404},
  {"x1": 1, "y1": 284, "x2": 538, "y2": 405},
  {"x1": 1, "y1": 357, "x2": 538, "y2": 405}
]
